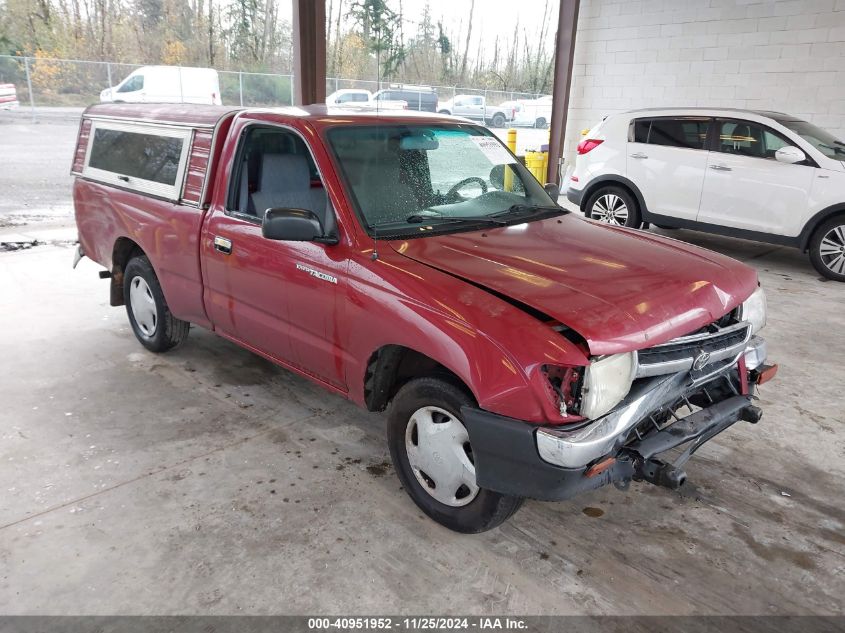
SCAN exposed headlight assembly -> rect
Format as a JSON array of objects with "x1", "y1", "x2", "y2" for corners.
[
  {"x1": 580, "y1": 352, "x2": 636, "y2": 420},
  {"x1": 741, "y1": 286, "x2": 767, "y2": 335}
]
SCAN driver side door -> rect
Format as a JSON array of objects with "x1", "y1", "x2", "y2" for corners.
[
  {"x1": 697, "y1": 119, "x2": 814, "y2": 236},
  {"x1": 202, "y1": 123, "x2": 349, "y2": 390}
]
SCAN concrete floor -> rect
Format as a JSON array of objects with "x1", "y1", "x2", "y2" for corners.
[{"x1": 0, "y1": 116, "x2": 844, "y2": 616}]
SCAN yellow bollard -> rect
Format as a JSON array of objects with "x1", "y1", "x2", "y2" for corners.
[{"x1": 504, "y1": 129, "x2": 517, "y2": 191}]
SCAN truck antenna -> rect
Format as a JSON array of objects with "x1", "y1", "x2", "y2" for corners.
[
  {"x1": 371, "y1": 223, "x2": 380, "y2": 261},
  {"x1": 376, "y1": 23, "x2": 381, "y2": 114}
]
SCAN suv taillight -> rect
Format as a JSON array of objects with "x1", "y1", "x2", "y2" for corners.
[{"x1": 577, "y1": 139, "x2": 603, "y2": 154}]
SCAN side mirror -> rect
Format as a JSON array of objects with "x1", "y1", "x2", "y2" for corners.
[
  {"x1": 775, "y1": 146, "x2": 806, "y2": 165},
  {"x1": 262, "y1": 208, "x2": 336, "y2": 244},
  {"x1": 544, "y1": 182, "x2": 560, "y2": 200}
]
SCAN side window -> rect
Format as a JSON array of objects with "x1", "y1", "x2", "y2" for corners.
[
  {"x1": 229, "y1": 127, "x2": 327, "y2": 224},
  {"x1": 716, "y1": 120, "x2": 796, "y2": 160},
  {"x1": 632, "y1": 119, "x2": 650, "y2": 143},
  {"x1": 83, "y1": 121, "x2": 190, "y2": 199},
  {"x1": 471, "y1": 96, "x2": 483, "y2": 106},
  {"x1": 648, "y1": 118, "x2": 709, "y2": 149},
  {"x1": 763, "y1": 130, "x2": 789, "y2": 154},
  {"x1": 118, "y1": 74, "x2": 144, "y2": 93}
]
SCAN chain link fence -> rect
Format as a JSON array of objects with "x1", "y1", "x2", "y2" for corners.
[{"x1": 0, "y1": 55, "x2": 548, "y2": 121}]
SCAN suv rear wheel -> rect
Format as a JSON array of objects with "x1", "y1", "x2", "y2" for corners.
[
  {"x1": 585, "y1": 186, "x2": 642, "y2": 228},
  {"x1": 387, "y1": 377, "x2": 523, "y2": 533},
  {"x1": 809, "y1": 216, "x2": 845, "y2": 281}
]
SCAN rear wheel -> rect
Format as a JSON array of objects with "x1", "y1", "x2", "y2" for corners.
[
  {"x1": 535, "y1": 117, "x2": 547, "y2": 129},
  {"x1": 124, "y1": 256, "x2": 190, "y2": 352},
  {"x1": 387, "y1": 377, "x2": 523, "y2": 533},
  {"x1": 809, "y1": 216, "x2": 845, "y2": 281},
  {"x1": 585, "y1": 186, "x2": 642, "y2": 228},
  {"x1": 491, "y1": 113, "x2": 506, "y2": 128}
]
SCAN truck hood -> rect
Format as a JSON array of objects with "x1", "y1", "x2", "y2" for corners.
[{"x1": 389, "y1": 215, "x2": 758, "y2": 355}]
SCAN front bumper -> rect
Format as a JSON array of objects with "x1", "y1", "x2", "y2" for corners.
[{"x1": 461, "y1": 338, "x2": 768, "y2": 502}]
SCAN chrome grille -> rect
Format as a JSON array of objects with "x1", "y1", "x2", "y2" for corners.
[{"x1": 635, "y1": 321, "x2": 751, "y2": 378}]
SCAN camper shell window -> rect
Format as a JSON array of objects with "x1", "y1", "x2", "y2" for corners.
[{"x1": 82, "y1": 120, "x2": 192, "y2": 200}]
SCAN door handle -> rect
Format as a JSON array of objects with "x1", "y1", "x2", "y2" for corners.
[
  {"x1": 710, "y1": 164, "x2": 732, "y2": 171},
  {"x1": 630, "y1": 152, "x2": 648, "y2": 159},
  {"x1": 213, "y1": 236, "x2": 232, "y2": 254}
]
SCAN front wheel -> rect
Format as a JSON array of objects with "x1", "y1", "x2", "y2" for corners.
[
  {"x1": 534, "y1": 117, "x2": 547, "y2": 129},
  {"x1": 809, "y1": 216, "x2": 845, "y2": 281},
  {"x1": 585, "y1": 186, "x2": 642, "y2": 228},
  {"x1": 387, "y1": 377, "x2": 523, "y2": 533},
  {"x1": 124, "y1": 255, "x2": 190, "y2": 352}
]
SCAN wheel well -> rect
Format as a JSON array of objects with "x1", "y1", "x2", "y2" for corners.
[
  {"x1": 110, "y1": 237, "x2": 145, "y2": 306},
  {"x1": 581, "y1": 179, "x2": 641, "y2": 215},
  {"x1": 363, "y1": 345, "x2": 473, "y2": 412},
  {"x1": 802, "y1": 209, "x2": 845, "y2": 252}
]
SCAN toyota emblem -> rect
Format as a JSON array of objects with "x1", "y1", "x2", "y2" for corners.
[{"x1": 693, "y1": 350, "x2": 712, "y2": 371}]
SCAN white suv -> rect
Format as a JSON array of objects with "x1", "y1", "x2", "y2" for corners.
[{"x1": 566, "y1": 108, "x2": 845, "y2": 281}]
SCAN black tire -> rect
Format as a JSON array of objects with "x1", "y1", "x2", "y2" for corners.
[
  {"x1": 437, "y1": 109, "x2": 451, "y2": 116},
  {"x1": 585, "y1": 185, "x2": 642, "y2": 228},
  {"x1": 123, "y1": 255, "x2": 190, "y2": 352},
  {"x1": 387, "y1": 377, "x2": 523, "y2": 533},
  {"x1": 654, "y1": 224, "x2": 678, "y2": 230},
  {"x1": 490, "y1": 113, "x2": 506, "y2": 128},
  {"x1": 809, "y1": 215, "x2": 845, "y2": 281},
  {"x1": 535, "y1": 117, "x2": 547, "y2": 129}
]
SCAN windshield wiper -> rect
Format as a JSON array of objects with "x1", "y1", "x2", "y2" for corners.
[
  {"x1": 406, "y1": 213, "x2": 508, "y2": 225},
  {"x1": 489, "y1": 203, "x2": 567, "y2": 219},
  {"x1": 404, "y1": 203, "x2": 566, "y2": 226}
]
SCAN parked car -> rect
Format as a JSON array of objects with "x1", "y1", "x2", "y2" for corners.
[
  {"x1": 514, "y1": 95, "x2": 553, "y2": 129},
  {"x1": 437, "y1": 94, "x2": 514, "y2": 128},
  {"x1": 567, "y1": 107, "x2": 845, "y2": 281},
  {"x1": 326, "y1": 88, "x2": 372, "y2": 106},
  {"x1": 326, "y1": 88, "x2": 406, "y2": 110},
  {"x1": 72, "y1": 103, "x2": 774, "y2": 533},
  {"x1": 373, "y1": 84, "x2": 438, "y2": 112},
  {"x1": 0, "y1": 83, "x2": 19, "y2": 109},
  {"x1": 100, "y1": 66, "x2": 222, "y2": 105}
]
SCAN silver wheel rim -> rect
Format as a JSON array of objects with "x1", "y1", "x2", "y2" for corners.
[
  {"x1": 592, "y1": 193, "x2": 629, "y2": 225},
  {"x1": 819, "y1": 224, "x2": 845, "y2": 275},
  {"x1": 129, "y1": 276, "x2": 158, "y2": 337},
  {"x1": 405, "y1": 406, "x2": 479, "y2": 507}
]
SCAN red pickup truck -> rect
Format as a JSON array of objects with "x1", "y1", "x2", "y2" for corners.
[{"x1": 72, "y1": 103, "x2": 775, "y2": 532}]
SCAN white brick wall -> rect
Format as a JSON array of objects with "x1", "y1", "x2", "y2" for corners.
[{"x1": 564, "y1": 0, "x2": 845, "y2": 163}]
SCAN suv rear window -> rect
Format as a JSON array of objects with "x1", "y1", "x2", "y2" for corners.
[{"x1": 631, "y1": 118, "x2": 710, "y2": 150}]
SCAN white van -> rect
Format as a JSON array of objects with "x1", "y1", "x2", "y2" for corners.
[{"x1": 100, "y1": 66, "x2": 222, "y2": 105}]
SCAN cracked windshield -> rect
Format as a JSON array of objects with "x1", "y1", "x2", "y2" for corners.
[{"x1": 327, "y1": 125, "x2": 560, "y2": 234}]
